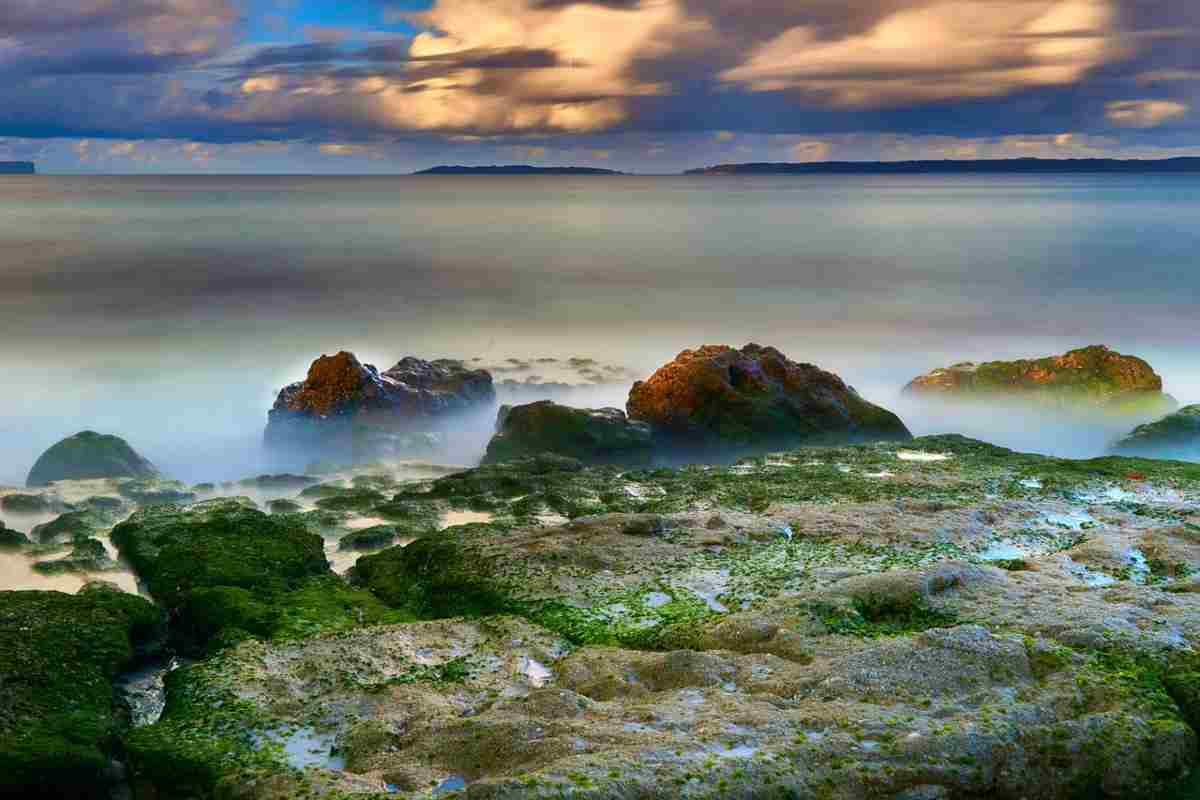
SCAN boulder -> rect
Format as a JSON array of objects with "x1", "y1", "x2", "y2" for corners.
[
  {"x1": 482, "y1": 401, "x2": 657, "y2": 466},
  {"x1": 0, "y1": 522, "x2": 29, "y2": 548},
  {"x1": 904, "y1": 345, "x2": 1176, "y2": 415},
  {"x1": 26, "y1": 431, "x2": 158, "y2": 488},
  {"x1": 626, "y1": 343, "x2": 911, "y2": 454},
  {"x1": 1112, "y1": 405, "x2": 1200, "y2": 458},
  {"x1": 264, "y1": 351, "x2": 495, "y2": 460},
  {"x1": 0, "y1": 585, "x2": 162, "y2": 799}
]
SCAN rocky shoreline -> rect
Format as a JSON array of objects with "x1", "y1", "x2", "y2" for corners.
[{"x1": 3, "y1": 342, "x2": 1200, "y2": 799}]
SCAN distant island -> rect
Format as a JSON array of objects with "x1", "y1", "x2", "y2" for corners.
[
  {"x1": 686, "y1": 157, "x2": 1200, "y2": 175},
  {"x1": 0, "y1": 161, "x2": 35, "y2": 175},
  {"x1": 414, "y1": 165, "x2": 622, "y2": 176}
]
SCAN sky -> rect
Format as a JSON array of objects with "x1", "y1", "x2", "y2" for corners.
[{"x1": 0, "y1": 0, "x2": 1198, "y2": 172}]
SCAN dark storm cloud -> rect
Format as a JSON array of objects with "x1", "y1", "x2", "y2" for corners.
[{"x1": 0, "y1": 0, "x2": 1198, "y2": 155}]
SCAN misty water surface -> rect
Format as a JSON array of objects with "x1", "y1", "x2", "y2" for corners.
[{"x1": 1, "y1": 173, "x2": 1197, "y2": 483}]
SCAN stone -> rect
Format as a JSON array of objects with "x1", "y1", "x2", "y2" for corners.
[
  {"x1": 904, "y1": 344, "x2": 1176, "y2": 415},
  {"x1": 626, "y1": 343, "x2": 911, "y2": 455},
  {"x1": 264, "y1": 351, "x2": 495, "y2": 460},
  {"x1": 26, "y1": 431, "x2": 158, "y2": 488},
  {"x1": 482, "y1": 401, "x2": 657, "y2": 466},
  {"x1": 0, "y1": 585, "x2": 162, "y2": 799},
  {"x1": 1113, "y1": 405, "x2": 1200, "y2": 459}
]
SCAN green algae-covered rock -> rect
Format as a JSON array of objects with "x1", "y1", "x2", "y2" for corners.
[
  {"x1": 0, "y1": 522, "x2": 29, "y2": 548},
  {"x1": 627, "y1": 343, "x2": 912, "y2": 455},
  {"x1": 905, "y1": 344, "x2": 1176, "y2": 414},
  {"x1": 1113, "y1": 405, "x2": 1200, "y2": 459},
  {"x1": 26, "y1": 430, "x2": 158, "y2": 488},
  {"x1": 0, "y1": 493, "x2": 55, "y2": 513},
  {"x1": 111, "y1": 499, "x2": 328, "y2": 607},
  {"x1": 0, "y1": 585, "x2": 162, "y2": 799},
  {"x1": 338, "y1": 524, "x2": 400, "y2": 551},
  {"x1": 483, "y1": 401, "x2": 657, "y2": 466},
  {"x1": 32, "y1": 538, "x2": 115, "y2": 575}
]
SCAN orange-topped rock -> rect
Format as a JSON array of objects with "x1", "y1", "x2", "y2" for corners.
[{"x1": 626, "y1": 343, "x2": 911, "y2": 452}]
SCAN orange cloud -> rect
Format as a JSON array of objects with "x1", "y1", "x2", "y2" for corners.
[{"x1": 722, "y1": 0, "x2": 1124, "y2": 106}]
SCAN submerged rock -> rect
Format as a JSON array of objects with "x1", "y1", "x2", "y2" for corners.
[
  {"x1": 264, "y1": 351, "x2": 495, "y2": 461},
  {"x1": 483, "y1": 401, "x2": 657, "y2": 466},
  {"x1": 0, "y1": 493, "x2": 57, "y2": 513},
  {"x1": 1113, "y1": 405, "x2": 1200, "y2": 459},
  {"x1": 626, "y1": 343, "x2": 911, "y2": 454},
  {"x1": 26, "y1": 430, "x2": 158, "y2": 488},
  {"x1": 0, "y1": 584, "x2": 162, "y2": 799},
  {"x1": 904, "y1": 344, "x2": 1176, "y2": 415}
]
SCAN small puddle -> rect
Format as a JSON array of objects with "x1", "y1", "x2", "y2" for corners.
[
  {"x1": 433, "y1": 775, "x2": 467, "y2": 796},
  {"x1": 253, "y1": 727, "x2": 344, "y2": 771},
  {"x1": 520, "y1": 657, "x2": 552, "y2": 688}
]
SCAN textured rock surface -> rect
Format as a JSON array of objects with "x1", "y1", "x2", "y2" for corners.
[
  {"x1": 1114, "y1": 405, "x2": 1200, "y2": 459},
  {"x1": 26, "y1": 431, "x2": 158, "y2": 488},
  {"x1": 904, "y1": 345, "x2": 1176, "y2": 414},
  {"x1": 483, "y1": 401, "x2": 657, "y2": 466},
  {"x1": 626, "y1": 343, "x2": 911, "y2": 453},
  {"x1": 121, "y1": 436, "x2": 1200, "y2": 799},
  {"x1": 0, "y1": 584, "x2": 161, "y2": 799},
  {"x1": 264, "y1": 351, "x2": 495, "y2": 460}
]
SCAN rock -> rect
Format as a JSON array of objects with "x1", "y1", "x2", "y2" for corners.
[
  {"x1": 1113, "y1": 405, "x2": 1200, "y2": 459},
  {"x1": 264, "y1": 351, "x2": 495, "y2": 460},
  {"x1": 109, "y1": 436, "x2": 1200, "y2": 798},
  {"x1": 0, "y1": 522, "x2": 30, "y2": 548},
  {"x1": 110, "y1": 498, "x2": 330, "y2": 649},
  {"x1": 117, "y1": 479, "x2": 196, "y2": 505},
  {"x1": 0, "y1": 585, "x2": 162, "y2": 799},
  {"x1": 482, "y1": 401, "x2": 657, "y2": 466},
  {"x1": 626, "y1": 343, "x2": 911, "y2": 455},
  {"x1": 338, "y1": 525, "x2": 400, "y2": 551},
  {"x1": 26, "y1": 431, "x2": 158, "y2": 488},
  {"x1": 0, "y1": 493, "x2": 56, "y2": 513},
  {"x1": 32, "y1": 538, "x2": 117, "y2": 575},
  {"x1": 238, "y1": 473, "x2": 319, "y2": 489},
  {"x1": 268, "y1": 498, "x2": 303, "y2": 514},
  {"x1": 904, "y1": 344, "x2": 1176, "y2": 415}
]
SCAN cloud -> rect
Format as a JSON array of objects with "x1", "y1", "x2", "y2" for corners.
[
  {"x1": 721, "y1": 0, "x2": 1123, "y2": 107},
  {"x1": 318, "y1": 143, "x2": 364, "y2": 156},
  {"x1": 789, "y1": 139, "x2": 831, "y2": 161},
  {"x1": 1105, "y1": 99, "x2": 1189, "y2": 127},
  {"x1": 713, "y1": 130, "x2": 735, "y2": 142}
]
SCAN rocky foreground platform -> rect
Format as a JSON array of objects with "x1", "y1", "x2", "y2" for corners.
[{"x1": 4, "y1": 437, "x2": 1200, "y2": 798}]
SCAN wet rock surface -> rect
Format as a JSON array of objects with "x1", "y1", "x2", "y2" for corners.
[
  {"x1": 26, "y1": 430, "x2": 159, "y2": 488},
  {"x1": 626, "y1": 343, "x2": 911, "y2": 456},
  {"x1": 7, "y1": 434, "x2": 1200, "y2": 799},
  {"x1": 905, "y1": 345, "x2": 1176, "y2": 415}
]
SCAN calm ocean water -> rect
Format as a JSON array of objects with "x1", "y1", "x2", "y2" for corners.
[{"x1": 1, "y1": 174, "x2": 1197, "y2": 483}]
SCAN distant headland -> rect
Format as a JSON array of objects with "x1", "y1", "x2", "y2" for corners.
[
  {"x1": 414, "y1": 164, "x2": 622, "y2": 176},
  {"x1": 0, "y1": 161, "x2": 35, "y2": 175},
  {"x1": 685, "y1": 157, "x2": 1200, "y2": 175}
]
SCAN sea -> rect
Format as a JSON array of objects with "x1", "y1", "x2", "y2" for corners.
[{"x1": 1, "y1": 173, "x2": 1198, "y2": 485}]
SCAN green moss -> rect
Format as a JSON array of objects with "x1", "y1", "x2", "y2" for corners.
[
  {"x1": 807, "y1": 599, "x2": 958, "y2": 639},
  {"x1": 0, "y1": 586, "x2": 162, "y2": 799},
  {"x1": 0, "y1": 493, "x2": 53, "y2": 513},
  {"x1": 337, "y1": 525, "x2": 399, "y2": 551},
  {"x1": 313, "y1": 488, "x2": 388, "y2": 512}
]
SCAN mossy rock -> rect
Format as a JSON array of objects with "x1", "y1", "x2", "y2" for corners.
[
  {"x1": 338, "y1": 525, "x2": 400, "y2": 551},
  {"x1": 0, "y1": 585, "x2": 163, "y2": 799},
  {"x1": 0, "y1": 493, "x2": 54, "y2": 513},
  {"x1": 1113, "y1": 405, "x2": 1200, "y2": 458},
  {"x1": 313, "y1": 487, "x2": 388, "y2": 512},
  {"x1": 483, "y1": 401, "x2": 658, "y2": 467},
  {"x1": 0, "y1": 524, "x2": 30, "y2": 548},
  {"x1": 237, "y1": 473, "x2": 318, "y2": 490},
  {"x1": 110, "y1": 499, "x2": 328, "y2": 612},
  {"x1": 32, "y1": 538, "x2": 114, "y2": 575},
  {"x1": 267, "y1": 498, "x2": 303, "y2": 514},
  {"x1": 31, "y1": 510, "x2": 100, "y2": 544},
  {"x1": 117, "y1": 479, "x2": 197, "y2": 506},
  {"x1": 26, "y1": 430, "x2": 158, "y2": 488}
]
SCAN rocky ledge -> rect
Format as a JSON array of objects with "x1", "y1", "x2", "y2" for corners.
[
  {"x1": 904, "y1": 345, "x2": 1176, "y2": 415},
  {"x1": 265, "y1": 352, "x2": 495, "y2": 460},
  {"x1": 6, "y1": 435, "x2": 1180, "y2": 799},
  {"x1": 483, "y1": 401, "x2": 656, "y2": 467}
]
